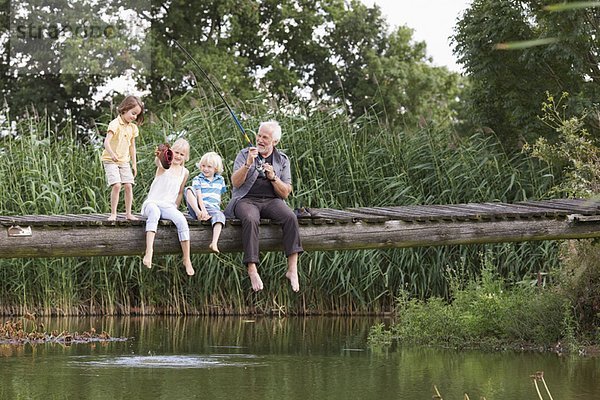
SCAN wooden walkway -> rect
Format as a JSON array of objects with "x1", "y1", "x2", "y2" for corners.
[{"x1": 1, "y1": 198, "x2": 600, "y2": 259}]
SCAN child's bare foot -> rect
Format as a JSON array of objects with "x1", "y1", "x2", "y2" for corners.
[
  {"x1": 209, "y1": 242, "x2": 220, "y2": 253},
  {"x1": 248, "y1": 270, "x2": 264, "y2": 291},
  {"x1": 142, "y1": 251, "x2": 153, "y2": 268},
  {"x1": 107, "y1": 214, "x2": 117, "y2": 221},
  {"x1": 126, "y1": 214, "x2": 138, "y2": 221},
  {"x1": 286, "y1": 270, "x2": 300, "y2": 292},
  {"x1": 184, "y1": 260, "x2": 195, "y2": 276}
]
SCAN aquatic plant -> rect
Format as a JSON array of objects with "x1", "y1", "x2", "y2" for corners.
[
  {"x1": 0, "y1": 314, "x2": 122, "y2": 345},
  {"x1": 531, "y1": 371, "x2": 555, "y2": 400},
  {"x1": 433, "y1": 372, "x2": 555, "y2": 400}
]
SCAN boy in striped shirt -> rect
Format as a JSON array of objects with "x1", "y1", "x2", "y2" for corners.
[{"x1": 185, "y1": 152, "x2": 228, "y2": 252}]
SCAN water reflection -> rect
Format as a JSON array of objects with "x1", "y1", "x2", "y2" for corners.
[
  {"x1": 72, "y1": 354, "x2": 261, "y2": 369},
  {"x1": 1, "y1": 316, "x2": 599, "y2": 400}
]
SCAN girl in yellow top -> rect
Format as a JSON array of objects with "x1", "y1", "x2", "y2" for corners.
[{"x1": 101, "y1": 95, "x2": 144, "y2": 221}]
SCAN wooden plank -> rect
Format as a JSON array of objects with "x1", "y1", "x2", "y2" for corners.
[
  {"x1": 351, "y1": 205, "x2": 460, "y2": 218},
  {"x1": 356, "y1": 203, "x2": 496, "y2": 221},
  {"x1": 542, "y1": 199, "x2": 600, "y2": 213},
  {"x1": 517, "y1": 199, "x2": 600, "y2": 215},
  {"x1": 2, "y1": 216, "x2": 600, "y2": 259},
  {"x1": 2, "y1": 198, "x2": 600, "y2": 259},
  {"x1": 306, "y1": 208, "x2": 388, "y2": 222},
  {"x1": 480, "y1": 202, "x2": 551, "y2": 218},
  {"x1": 347, "y1": 206, "x2": 437, "y2": 222},
  {"x1": 452, "y1": 203, "x2": 519, "y2": 219},
  {"x1": 484, "y1": 202, "x2": 559, "y2": 215},
  {"x1": 428, "y1": 204, "x2": 497, "y2": 220},
  {"x1": 397, "y1": 204, "x2": 486, "y2": 221},
  {"x1": 1, "y1": 199, "x2": 597, "y2": 227}
]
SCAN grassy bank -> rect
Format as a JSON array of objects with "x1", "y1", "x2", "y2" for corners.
[
  {"x1": 368, "y1": 263, "x2": 574, "y2": 352},
  {"x1": 0, "y1": 100, "x2": 558, "y2": 315}
]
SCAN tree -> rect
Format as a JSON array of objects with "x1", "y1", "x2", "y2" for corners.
[
  {"x1": 1, "y1": 0, "x2": 463, "y2": 131},
  {"x1": 149, "y1": 0, "x2": 462, "y2": 128},
  {"x1": 1, "y1": 0, "x2": 151, "y2": 131},
  {"x1": 452, "y1": 0, "x2": 600, "y2": 147},
  {"x1": 147, "y1": 0, "x2": 261, "y2": 107}
]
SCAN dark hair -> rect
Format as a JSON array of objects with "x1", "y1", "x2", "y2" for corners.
[{"x1": 117, "y1": 95, "x2": 145, "y2": 125}]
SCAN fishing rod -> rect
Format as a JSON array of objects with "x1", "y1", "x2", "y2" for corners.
[
  {"x1": 171, "y1": 38, "x2": 254, "y2": 147},
  {"x1": 171, "y1": 37, "x2": 266, "y2": 176}
]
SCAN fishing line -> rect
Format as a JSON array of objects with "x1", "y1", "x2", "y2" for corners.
[
  {"x1": 171, "y1": 38, "x2": 253, "y2": 147},
  {"x1": 171, "y1": 38, "x2": 265, "y2": 176}
]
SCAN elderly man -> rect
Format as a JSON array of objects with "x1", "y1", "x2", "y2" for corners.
[{"x1": 225, "y1": 120, "x2": 303, "y2": 292}]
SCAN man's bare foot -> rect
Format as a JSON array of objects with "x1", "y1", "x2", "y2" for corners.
[
  {"x1": 126, "y1": 214, "x2": 138, "y2": 221},
  {"x1": 184, "y1": 260, "x2": 195, "y2": 276},
  {"x1": 209, "y1": 242, "x2": 220, "y2": 253},
  {"x1": 107, "y1": 214, "x2": 117, "y2": 221},
  {"x1": 142, "y1": 251, "x2": 153, "y2": 268},
  {"x1": 286, "y1": 270, "x2": 300, "y2": 292},
  {"x1": 248, "y1": 270, "x2": 264, "y2": 291}
]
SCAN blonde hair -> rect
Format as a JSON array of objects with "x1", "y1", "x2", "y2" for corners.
[
  {"x1": 171, "y1": 138, "x2": 190, "y2": 162},
  {"x1": 197, "y1": 151, "x2": 223, "y2": 174}
]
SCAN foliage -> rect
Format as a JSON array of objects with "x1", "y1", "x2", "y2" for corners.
[
  {"x1": 452, "y1": 0, "x2": 600, "y2": 147},
  {"x1": 366, "y1": 322, "x2": 393, "y2": 346},
  {"x1": 523, "y1": 92, "x2": 600, "y2": 197},
  {"x1": 0, "y1": 0, "x2": 150, "y2": 127},
  {"x1": 525, "y1": 94, "x2": 600, "y2": 337},
  {"x1": 553, "y1": 240, "x2": 600, "y2": 341},
  {"x1": 369, "y1": 260, "x2": 573, "y2": 350},
  {"x1": 1, "y1": 0, "x2": 463, "y2": 133},
  {"x1": 148, "y1": 0, "x2": 463, "y2": 127}
]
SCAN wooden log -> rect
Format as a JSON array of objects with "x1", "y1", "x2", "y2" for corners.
[{"x1": 1, "y1": 215, "x2": 600, "y2": 259}]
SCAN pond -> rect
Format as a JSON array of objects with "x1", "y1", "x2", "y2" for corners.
[{"x1": 1, "y1": 316, "x2": 598, "y2": 399}]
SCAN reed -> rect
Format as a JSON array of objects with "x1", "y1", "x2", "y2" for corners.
[{"x1": 0, "y1": 100, "x2": 557, "y2": 315}]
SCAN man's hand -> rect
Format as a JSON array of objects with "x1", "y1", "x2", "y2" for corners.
[
  {"x1": 246, "y1": 147, "x2": 258, "y2": 165},
  {"x1": 263, "y1": 163, "x2": 276, "y2": 180}
]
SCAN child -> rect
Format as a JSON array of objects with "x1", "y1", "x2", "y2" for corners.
[
  {"x1": 141, "y1": 138, "x2": 195, "y2": 276},
  {"x1": 101, "y1": 95, "x2": 144, "y2": 221},
  {"x1": 185, "y1": 151, "x2": 227, "y2": 253}
]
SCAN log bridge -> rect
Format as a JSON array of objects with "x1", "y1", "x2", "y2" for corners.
[{"x1": 1, "y1": 199, "x2": 600, "y2": 259}]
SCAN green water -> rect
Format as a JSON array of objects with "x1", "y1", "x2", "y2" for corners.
[{"x1": 1, "y1": 317, "x2": 598, "y2": 399}]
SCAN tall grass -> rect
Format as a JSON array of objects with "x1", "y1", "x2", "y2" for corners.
[{"x1": 0, "y1": 99, "x2": 558, "y2": 315}]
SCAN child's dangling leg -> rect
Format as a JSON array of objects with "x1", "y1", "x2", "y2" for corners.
[
  {"x1": 181, "y1": 240, "x2": 195, "y2": 276},
  {"x1": 209, "y1": 222, "x2": 223, "y2": 253},
  {"x1": 143, "y1": 231, "x2": 155, "y2": 268},
  {"x1": 166, "y1": 207, "x2": 195, "y2": 276},
  {"x1": 142, "y1": 203, "x2": 161, "y2": 268}
]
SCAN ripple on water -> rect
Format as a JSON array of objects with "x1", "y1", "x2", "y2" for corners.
[{"x1": 71, "y1": 354, "x2": 261, "y2": 369}]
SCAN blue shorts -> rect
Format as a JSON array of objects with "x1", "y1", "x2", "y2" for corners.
[{"x1": 186, "y1": 189, "x2": 226, "y2": 226}]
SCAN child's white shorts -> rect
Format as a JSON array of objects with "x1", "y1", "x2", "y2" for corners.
[{"x1": 103, "y1": 162, "x2": 135, "y2": 186}]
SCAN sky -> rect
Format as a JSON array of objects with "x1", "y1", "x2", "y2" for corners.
[{"x1": 360, "y1": 0, "x2": 472, "y2": 72}]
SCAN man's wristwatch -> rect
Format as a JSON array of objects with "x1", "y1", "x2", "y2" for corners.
[{"x1": 268, "y1": 175, "x2": 278, "y2": 182}]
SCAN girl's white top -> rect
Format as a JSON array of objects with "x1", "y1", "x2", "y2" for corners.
[{"x1": 141, "y1": 167, "x2": 186, "y2": 213}]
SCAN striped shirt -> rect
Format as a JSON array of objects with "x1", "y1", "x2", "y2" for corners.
[{"x1": 191, "y1": 173, "x2": 227, "y2": 209}]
